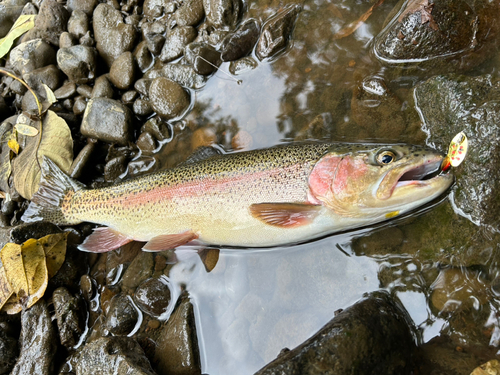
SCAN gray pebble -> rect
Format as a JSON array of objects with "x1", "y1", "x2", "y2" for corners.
[
  {"x1": 93, "y1": 3, "x2": 137, "y2": 66},
  {"x1": 133, "y1": 41, "x2": 153, "y2": 72},
  {"x1": 80, "y1": 98, "x2": 134, "y2": 145},
  {"x1": 67, "y1": 0, "x2": 98, "y2": 16},
  {"x1": 59, "y1": 32, "x2": 77, "y2": 48},
  {"x1": 175, "y1": 0, "x2": 204, "y2": 27},
  {"x1": 133, "y1": 98, "x2": 154, "y2": 116},
  {"x1": 91, "y1": 75, "x2": 114, "y2": 98},
  {"x1": 149, "y1": 77, "x2": 190, "y2": 119},
  {"x1": 105, "y1": 294, "x2": 139, "y2": 336},
  {"x1": 57, "y1": 45, "x2": 97, "y2": 84},
  {"x1": 73, "y1": 96, "x2": 87, "y2": 115},
  {"x1": 67, "y1": 10, "x2": 89, "y2": 39},
  {"x1": 9, "y1": 39, "x2": 56, "y2": 75},
  {"x1": 109, "y1": 52, "x2": 136, "y2": 90},
  {"x1": 142, "y1": 21, "x2": 166, "y2": 55},
  {"x1": 76, "y1": 84, "x2": 93, "y2": 99},
  {"x1": 159, "y1": 26, "x2": 197, "y2": 63},
  {"x1": 136, "y1": 130, "x2": 157, "y2": 152},
  {"x1": 22, "y1": 64, "x2": 63, "y2": 91}
]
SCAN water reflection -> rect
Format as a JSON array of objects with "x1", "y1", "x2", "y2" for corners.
[{"x1": 168, "y1": 233, "x2": 380, "y2": 374}]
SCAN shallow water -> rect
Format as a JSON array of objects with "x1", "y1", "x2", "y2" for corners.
[{"x1": 161, "y1": 0, "x2": 500, "y2": 373}]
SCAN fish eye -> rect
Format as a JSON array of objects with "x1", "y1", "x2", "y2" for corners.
[{"x1": 376, "y1": 151, "x2": 396, "y2": 165}]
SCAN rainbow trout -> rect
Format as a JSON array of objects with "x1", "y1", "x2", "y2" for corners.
[{"x1": 22, "y1": 142, "x2": 453, "y2": 252}]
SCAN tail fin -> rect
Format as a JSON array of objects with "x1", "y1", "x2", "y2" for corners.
[{"x1": 21, "y1": 156, "x2": 86, "y2": 225}]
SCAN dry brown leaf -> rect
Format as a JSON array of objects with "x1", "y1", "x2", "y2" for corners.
[
  {"x1": 0, "y1": 266, "x2": 14, "y2": 310},
  {"x1": 39, "y1": 232, "x2": 67, "y2": 279},
  {"x1": 12, "y1": 110, "x2": 73, "y2": 199}
]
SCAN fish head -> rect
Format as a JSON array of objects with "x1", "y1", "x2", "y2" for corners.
[{"x1": 308, "y1": 144, "x2": 454, "y2": 218}]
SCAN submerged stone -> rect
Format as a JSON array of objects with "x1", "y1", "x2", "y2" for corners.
[
  {"x1": 149, "y1": 77, "x2": 190, "y2": 119},
  {"x1": 221, "y1": 18, "x2": 260, "y2": 62},
  {"x1": 373, "y1": 0, "x2": 500, "y2": 73},
  {"x1": 414, "y1": 74, "x2": 500, "y2": 232},
  {"x1": 255, "y1": 292, "x2": 416, "y2": 375},
  {"x1": 256, "y1": 5, "x2": 301, "y2": 61}
]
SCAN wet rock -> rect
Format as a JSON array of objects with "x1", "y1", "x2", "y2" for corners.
[
  {"x1": 73, "y1": 96, "x2": 87, "y2": 115},
  {"x1": 351, "y1": 76, "x2": 406, "y2": 140},
  {"x1": 11, "y1": 300, "x2": 57, "y2": 375},
  {"x1": 203, "y1": 0, "x2": 241, "y2": 28},
  {"x1": 136, "y1": 130, "x2": 156, "y2": 151},
  {"x1": 57, "y1": 45, "x2": 97, "y2": 84},
  {"x1": 9, "y1": 39, "x2": 56, "y2": 75},
  {"x1": 133, "y1": 98, "x2": 154, "y2": 116},
  {"x1": 221, "y1": 18, "x2": 260, "y2": 62},
  {"x1": 69, "y1": 140, "x2": 97, "y2": 179},
  {"x1": 159, "y1": 26, "x2": 197, "y2": 63},
  {"x1": 11, "y1": 221, "x2": 61, "y2": 243},
  {"x1": 229, "y1": 56, "x2": 258, "y2": 75},
  {"x1": 77, "y1": 84, "x2": 93, "y2": 98},
  {"x1": 255, "y1": 292, "x2": 416, "y2": 375},
  {"x1": 72, "y1": 337, "x2": 157, "y2": 375},
  {"x1": 81, "y1": 98, "x2": 134, "y2": 145},
  {"x1": 134, "y1": 41, "x2": 154, "y2": 72},
  {"x1": 68, "y1": 10, "x2": 89, "y2": 39},
  {"x1": 142, "y1": 21, "x2": 166, "y2": 56},
  {"x1": 414, "y1": 74, "x2": 500, "y2": 231},
  {"x1": 175, "y1": 0, "x2": 204, "y2": 27},
  {"x1": 142, "y1": 117, "x2": 170, "y2": 141},
  {"x1": 152, "y1": 293, "x2": 201, "y2": 375},
  {"x1": 67, "y1": 0, "x2": 98, "y2": 16},
  {"x1": 53, "y1": 287, "x2": 84, "y2": 348},
  {"x1": 145, "y1": 63, "x2": 208, "y2": 89},
  {"x1": 79, "y1": 31, "x2": 95, "y2": 47},
  {"x1": 109, "y1": 52, "x2": 136, "y2": 90},
  {"x1": 143, "y1": 0, "x2": 170, "y2": 18},
  {"x1": 59, "y1": 31, "x2": 77, "y2": 48},
  {"x1": 49, "y1": 245, "x2": 89, "y2": 291},
  {"x1": 122, "y1": 90, "x2": 138, "y2": 105},
  {"x1": 0, "y1": 316, "x2": 19, "y2": 374},
  {"x1": 149, "y1": 77, "x2": 190, "y2": 120},
  {"x1": 91, "y1": 75, "x2": 114, "y2": 98},
  {"x1": 105, "y1": 294, "x2": 140, "y2": 336},
  {"x1": 185, "y1": 42, "x2": 221, "y2": 75},
  {"x1": 22, "y1": 0, "x2": 70, "y2": 46},
  {"x1": 0, "y1": 0, "x2": 29, "y2": 38},
  {"x1": 134, "y1": 276, "x2": 172, "y2": 317},
  {"x1": 104, "y1": 155, "x2": 128, "y2": 181},
  {"x1": 256, "y1": 5, "x2": 301, "y2": 60},
  {"x1": 22, "y1": 64, "x2": 62, "y2": 92},
  {"x1": 93, "y1": 3, "x2": 137, "y2": 66},
  {"x1": 373, "y1": 0, "x2": 500, "y2": 73},
  {"x1": 121, "y1": 251, "x2": 154, "y2": 289},
  {"x1": 54, "y1": 81, "x2": 77, "y2": 99}
]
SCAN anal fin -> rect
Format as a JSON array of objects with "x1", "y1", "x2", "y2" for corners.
[
  {"x1": 249, "y1": 203, "x2": 321, "y2": 227},
  {"x1": 78, "y1": 227, "x2": 133, "y2": 253},
  {"x1": 142, "y1": 231, "x2": 199, "y2": 252}
]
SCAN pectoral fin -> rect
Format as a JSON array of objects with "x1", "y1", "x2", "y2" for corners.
[
  {"x1": 142, "y1": 231, "x2": 199, "y2": 252},
  {"x1": 78, "y1": 227, "x2": 133, "y2": 253},
  {"x1": 249, "y1": 203, "x2": 321, "y2": 227}
]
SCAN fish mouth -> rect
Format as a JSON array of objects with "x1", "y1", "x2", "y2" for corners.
[{"x1": 395, "y1": 157, "x2": 445, "y2": 188}]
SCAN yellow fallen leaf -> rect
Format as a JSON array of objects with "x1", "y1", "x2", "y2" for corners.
[
  {"x1": 0, "y1": 242, "x2": 28, "y2": 299},
  {"x1": 0, "y1": 233, "x2": 66, "y2": 314},
  {"x1": 0, "y1": 15, "x2": 36, "y2": 59},
  {"x1": 7, "y1": 137, "x2": 19, "y2": 154},
  {"x1": 0, "y1": 266, "x2": 14, "y2": 310},
  {"x1": 21, "y1": 239, "x2": 48, "y2": 308},
  {"x1": 39, "y1": 232, "x2": 67, "y2": 279},
  {"x1": 42, "y1": 84, "x2": 57, "y2": 106}
]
